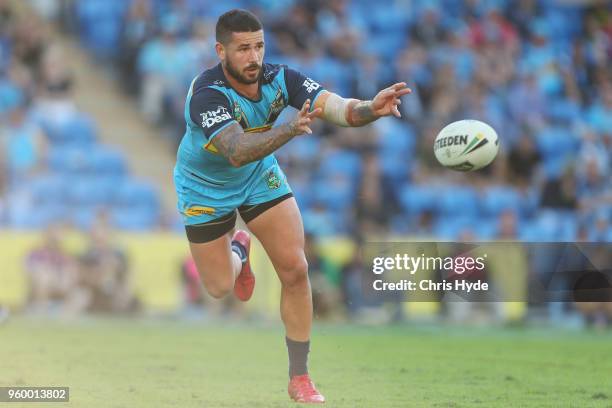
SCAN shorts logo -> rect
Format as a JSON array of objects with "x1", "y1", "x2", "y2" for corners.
[
  {"x1": 265, "y1": 168, "x2": 281, "y2": 190},
  {"x1": 200, "y1": 106, "x2": 231, "y2": 129},
  {"x1": 302, "y1": 78, "x2": 320, "y2": 94},
  {"x1": 184, "y1": 206, "x2": 216, "y2": 216}
]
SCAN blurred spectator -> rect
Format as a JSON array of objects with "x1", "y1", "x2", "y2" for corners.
[
  {"x1": 541, "y1": 167, "x2": 578, "y2": 211},
  {"x1": 181, "y1": 256, "x2": 205, "y2": 311},
  {"x1": 25, "y1": 224, "x2": 79, "y2": 315},
  {"x1": 179, "y1": 255, "x2": 244, "y2": 319},
  {"x1": 316, "y1": 0, "x2": 363, "y2": 61},
  {"x1": 340, "y1": 240, "x2": 368, "y2": 319},
  {"x1": 577, "y1": 157, "x2": 611, "y2": 213},
  {"x1": 0, "y1": 101, "x2": 47, "y2": 186},
  {"x1": 355, "y1": 152, "x2": 387, "y2": 235},
  {"x1": 119, "y1": 0, "x2": 157, "y2": 95},
  {"x1": 137, "y1": 16, "x2": 189, "y2": 124},
  {"x1": 497, "y1": 210, "x2": 518, "y2": 240},
  {"x1": 305, "y1": 233, "x2": 341, "y2": 319},
  {"x1": 11, "y1": 13, "x2": 48, "y2": 77},
  {"x1": 30, "y1": 45, "x2": 79, "y2": 128},
  {"x1": 410, "y1": 6, "x2": 445, "y2": 47},
  {"x1": 588, "y1": 211, "x2": 611, "y2": 243},
  {"x1": 271, "y1": 4, "x2": 319, "y2": 56},
  {"x1": 507, "y1": 134, "x2": 541, "y2": 188},
  {"x1": 571, "y1": 241, "x2": 612, "y2": 329},
  {"x1": 78, "y1": 220, "x2": 139, "y2": 314}
]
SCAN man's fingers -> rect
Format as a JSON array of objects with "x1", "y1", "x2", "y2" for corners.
[
  {"x1": 393, "y1": 88, "x2": 412, "y2": 97},
  {"x1": 392, "y1": 105, "x2": 401, "y2": 118},
  {"x1": 300, "y1": 99, "x2": 311, "y2": 114},
  {"x1": 305, "y1": 107, "x2": 322, "y2": 119}
]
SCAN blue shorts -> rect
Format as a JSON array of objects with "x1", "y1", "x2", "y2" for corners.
[{"x1": 174, "y1": 155, "x2": 293, "y2": 229}]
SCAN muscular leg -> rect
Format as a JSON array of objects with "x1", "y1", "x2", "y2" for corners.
[
  {"x1": 246, "y1": 197, "x2": 311, "y2": 341},
  {"x1": 189, "y1": 231, "x2": 242, "y2": 299}
]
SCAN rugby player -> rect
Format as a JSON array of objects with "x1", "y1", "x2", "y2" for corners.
[{"x1": 173, "y1": 9, "x2": 411, "y2": 403}]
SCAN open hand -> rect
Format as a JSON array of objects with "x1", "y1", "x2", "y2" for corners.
[
  {"x1": 371, "y1": 82, "x2": 412, "y2": 118},
  {"x1": 288, "y1": 99, "x2": 322, "y2": 136}
]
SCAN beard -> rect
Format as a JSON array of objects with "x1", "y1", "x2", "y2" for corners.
[{"x1": 224, "y1": 57, "x2": 262, "y2": 85}]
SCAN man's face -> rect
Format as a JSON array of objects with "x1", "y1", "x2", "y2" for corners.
[{"x1": 218, "y1": 30, "x2": 265, "y2": 85}]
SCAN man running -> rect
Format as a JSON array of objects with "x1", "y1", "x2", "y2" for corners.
[{"x1": 173, "y1": 9, "x2": 411, "y2": 403}]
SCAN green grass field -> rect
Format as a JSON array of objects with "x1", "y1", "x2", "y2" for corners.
[{"x1": 1, "y1": 318, "x2": 611, "y2": 408}]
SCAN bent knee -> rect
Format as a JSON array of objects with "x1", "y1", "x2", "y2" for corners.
[
  {"x1": 278, "y1": 253, "x2": 309, "y2": 288},
  {"x1": 203, "y1": 277, "x2": 234, "y2": 299}
]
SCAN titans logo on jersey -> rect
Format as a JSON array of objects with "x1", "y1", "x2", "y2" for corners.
[{"x1": 175, "y1": 63, "x2": 325, "y2": 186}]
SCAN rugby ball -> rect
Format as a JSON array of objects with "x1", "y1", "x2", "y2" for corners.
[{"x1": 434, "y1": 119, "x2": 499, "y2": 171}]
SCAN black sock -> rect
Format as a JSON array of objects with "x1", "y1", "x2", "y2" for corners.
[
  {"x1": 286, "y1": 337, "x2": 309, "y2": 378},
  {"x1": 231, "y1": 241, "x2": 247, "y2": 264}
]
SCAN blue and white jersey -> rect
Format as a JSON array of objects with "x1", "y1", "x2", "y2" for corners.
[{"x1": 175, "y1": 62, "x2": 325, "y2": 186}]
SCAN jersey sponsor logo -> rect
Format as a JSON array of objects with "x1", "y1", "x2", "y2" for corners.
[
  {"x1": 200, "y1": 106, "x2": 232, "y2": 129},
  {"x1": 184, "y1": 206, "x2": 216, "y2": 216},
  {"x1": 302, "y1": 78, "x2": 321, "y2": 93},
  {"x1": 213, "y1": 80, "x2": 225, "y2": 86}
]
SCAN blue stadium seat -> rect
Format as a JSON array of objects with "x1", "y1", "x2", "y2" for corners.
[
  {"x1": 7, "y1": 198, "x2": 65, "y2": 229},
  {"x1": 280, "y1": 136, "x2": 321, "y2": 163},
  {"x1": 65, "y1": 176, "x2": 117, "y2": 207},
  {"x1": 535, "y1": 125, "x2": 579, "y2": 159},
  {"x1": 90, "y1": 147, "x2": 127, "y2": 176},
  {"x1": 433, "y1": 216, "x2": 476, "y2": 240},
  {"x1": 318, "y1": 150, "x2": 362, "y2": 182},
  {"x1": 69, "y1": 206, "x2": 99, "y2": 230},
  {"x1": 29, "y1": 175, "x2": 67, "y2": 205},
  {"x1": 437, "y1": 186, "x2": 478, "y2": 217},
  {"x1": 312, "y1": 174, "x2": 354, "y2": 211},
  {"x1": 519, "y1": 211, "x2": 567, "y2": 242},
  {"x1": 480, "y1": 186, "x2": 522, "y2": 216},
  {"x1": 56, "y1": 114, "x2": 97, "y2": 146},
  {"x1": 376, "y1": 119, "x2": 416, "y2": 181},
  {"x1": 547, "y1": 99, "x2": 580, "y2": 124},
  {"x1": 289, "y1": 177, "x2": 313, "y2": 210},
  {"x1": 376, "y1": 119, "x2": 416, "y2": 154},
  {"x1": 114, "y1": 180, "x2": 160, "y2": 211},
  {"x1": 76, "y1": 0, "x2": 127, "y2": 58},
  {"x1": 474, "y1": 218, "x2": 499, "y2": 240},
  {"x1": 541, "y1": 156, "x2": 570, "y2": 180},
  {"x1": 48, "y1": 147, "x2": 91, "y2": 174},
  {"x1": 364, "y1": 32, "x2": 407, "y2": 59},
  {"x1": 366, "y1": 6, "x2": 412, "y2": 35},
  {"x1": 110, "y1": 207, "x2": 159, "y2": 231},
  {"x1": 399, "y1": 185, "x2": 440, "y2": 216}
]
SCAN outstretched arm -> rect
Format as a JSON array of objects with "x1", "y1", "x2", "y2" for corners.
[
  {"x1": 313, "y1": 83, "x2": 412, "y2": 127},
  {"x1": 212, "y1": 99, "x2": 321, "y2": 167}
]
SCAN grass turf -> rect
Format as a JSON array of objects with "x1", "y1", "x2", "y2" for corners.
[{"x1": 1, "y1": 318, "x2": 611, "y2": 408}]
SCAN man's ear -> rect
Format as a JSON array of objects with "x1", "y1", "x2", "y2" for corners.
[{"x1": 215, "y1": 42, "x2": 225, "y2": 60}]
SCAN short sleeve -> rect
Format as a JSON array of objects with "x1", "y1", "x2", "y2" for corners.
[
  {"x1": 284, "y1": 67, "x2": 325, "y2": 110},
  {"x1": 189, "y1": 88, "x2": 236, "y2": 140}
]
